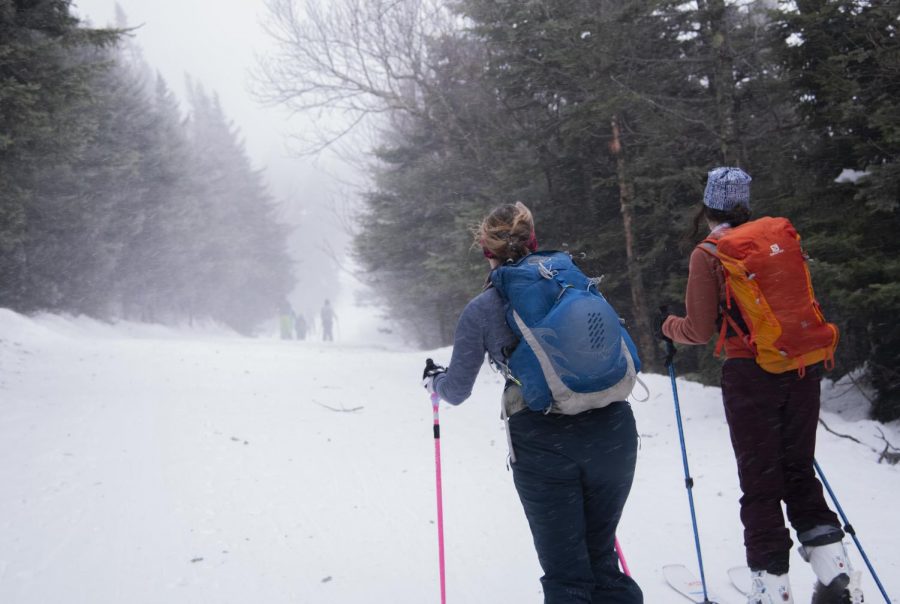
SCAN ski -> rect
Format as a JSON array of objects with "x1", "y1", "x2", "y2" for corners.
[
  {"x1": 727, "y1": 565, "x2": 752, "y2": 596},
  {"x1": 663, "y1": 564, "x2": 723, "y2": 603}
]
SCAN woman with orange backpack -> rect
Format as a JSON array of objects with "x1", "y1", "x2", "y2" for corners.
[{"x1": 658, "y1": 168, "x2": 863, "y2": 604}]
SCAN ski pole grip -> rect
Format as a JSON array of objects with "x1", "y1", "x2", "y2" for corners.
[
  {"x1": 424, "y1": 357, "x2": 440, "y2": 380},
  {"x1": 658, "y1": 305, "x2": 677, "y2": 366}
]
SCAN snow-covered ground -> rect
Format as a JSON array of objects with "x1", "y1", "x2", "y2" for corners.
[{"x1": 0, "y1": 307, "x2": 897, "y2": 604}]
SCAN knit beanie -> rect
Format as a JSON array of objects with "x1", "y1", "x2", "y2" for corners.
[{"x1": 703, "y1": 167, "x2": 752, "y2": 211}]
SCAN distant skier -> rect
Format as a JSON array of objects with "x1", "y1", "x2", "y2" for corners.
[
  {"x1": 294, "y1": 313, "x2": 308, "y2": 341},
  {"x1": 278, "y1": 302, "x2": 295, "y2": 340},
  {"x1": 422, "y1": 202, "x2": 643, "y2": 603},
  {"x1": 658, "y1": 168, "x2": 862, "y2": 604},
  {"x1": 320, "y1": 299, "x2": 336, "y2": 342}
]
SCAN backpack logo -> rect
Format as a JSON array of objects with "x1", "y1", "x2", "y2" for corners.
[{"x1": 769, "y1": 243, "x2": 784, "y2": 256}]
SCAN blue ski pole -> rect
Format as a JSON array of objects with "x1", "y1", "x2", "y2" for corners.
[
  {"x1": 665, "y1": 338, "x2": 716, "y2": 604},
  {"x1": 814, "y1": 458, "x2": 891, "y2": 603}
]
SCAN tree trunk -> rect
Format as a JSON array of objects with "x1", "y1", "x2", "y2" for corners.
[
  {"x1": 610, "y1": 115, "x2": 656, "y2": 367},
  {"x1": 698, "y1": 0, "x2": 742, "y2": 165}
]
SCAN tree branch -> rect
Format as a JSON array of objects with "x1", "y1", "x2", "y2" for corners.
[
  {"x1": 315, "y1": 401, "x2": 364, "y2": 413},
  {"x1": 818, "y1": 418, "x2": 900, "y2": 465}
]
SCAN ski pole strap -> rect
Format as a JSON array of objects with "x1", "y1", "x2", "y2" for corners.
[
  {"x1": 500, "y1": 397, "x2": 517, "y2": 466},
  {"x1": 632, "y1": 375, "x2": 650, "y2": 402}
]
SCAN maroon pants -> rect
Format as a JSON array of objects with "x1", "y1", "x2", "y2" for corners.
[{"x1": 721, "y1": 359, "x2": 841, "y2": 574}]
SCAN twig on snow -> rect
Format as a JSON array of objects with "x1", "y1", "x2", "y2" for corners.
[
  {"x1": 818, "y1": 417, "x2": 865, "y2": 445},
  {"x1": 818, "y1": 418, "x2": 900, "y2": 465},
  {"x1": 874, "y1": 427, "x2": 900, "y2": 465},
  {"x1": 315, "y1": 401, "x2": 364, "y2": 413}
]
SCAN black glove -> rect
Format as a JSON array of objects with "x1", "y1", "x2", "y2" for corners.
[
  {"x1": 422, "y1": 358, "x2": 447, "y2": 395},
  {"x1": 657, "y1": 305, "x2": 677, "y2": 367},
  {"x1": 654, "y1": 306, "x2": 673, "y2": 344}
]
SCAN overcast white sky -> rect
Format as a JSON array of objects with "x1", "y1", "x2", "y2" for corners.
[
  {"x1": 72, "y1": 0, "x2": 362, "y2": 316},
  {"x1": 76, "y1": 0, "x2": 309, "y2": 196}
]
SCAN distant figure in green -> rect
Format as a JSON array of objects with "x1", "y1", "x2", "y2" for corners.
[
  {"x1": 321, "y1": 299, "x2": 336, "y2": 342},
  {"x1": 279, "y1": 302, "x2": 295, "y2": 340}
]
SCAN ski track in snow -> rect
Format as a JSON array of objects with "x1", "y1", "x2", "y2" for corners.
[{"x1": 0, "y1": 309, "x2": 897, "y2": 603}]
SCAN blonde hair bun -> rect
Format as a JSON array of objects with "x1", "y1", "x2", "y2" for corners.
[{"x1": 475, "y1": 201, "x2": 536, "y2": 262}]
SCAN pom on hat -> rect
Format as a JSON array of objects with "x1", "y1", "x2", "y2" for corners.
[{"x1": 703, "y1": 167, "x2": 752, "y2": 211}]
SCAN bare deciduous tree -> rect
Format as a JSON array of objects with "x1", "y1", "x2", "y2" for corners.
[{"x1": 255, "y1": 0, "x2": 458, "y2": 152}]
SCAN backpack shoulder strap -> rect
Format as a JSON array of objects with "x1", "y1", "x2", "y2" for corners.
[
  {"x1": 697, "y1": 239, "x2": 719, "y2": 258},
  {"x1": 694, "y1": 238, "x2": 755, "y2": 356}
]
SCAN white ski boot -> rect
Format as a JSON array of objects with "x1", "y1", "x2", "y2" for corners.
[
  {"x1": 747, "y1": 570, "x2": 794, "y2": 603},
  {"x1": 799, "y1": 542, "x2": 864, "y2": 604}
]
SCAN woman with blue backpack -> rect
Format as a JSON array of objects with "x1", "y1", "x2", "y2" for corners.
[{"x1": 422, "y1": 201, "x2": 643, "y2": 604}]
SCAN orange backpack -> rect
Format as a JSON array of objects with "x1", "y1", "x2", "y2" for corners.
[{"x1": 699, "y1": 217, "x2": 839, "y2": 375}]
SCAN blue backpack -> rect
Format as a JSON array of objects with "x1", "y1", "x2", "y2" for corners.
[{"x1": 490, "y1": 251, "x2": 641, "y2": 414}]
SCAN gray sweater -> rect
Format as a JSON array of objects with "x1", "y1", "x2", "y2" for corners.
[{"x1": 432, "y1": 286, "x2": 519, "y2": 405}]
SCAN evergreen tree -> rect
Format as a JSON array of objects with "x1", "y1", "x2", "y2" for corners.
[
  {"x1": 185, "y1": 82, "x2": 294, "y2": 333},
  {"x1": 775, "y1": 0, "x2": 900, "y2": 420},
  {"x1": 355, "y1": 34, "x2": 514, "y2": 345},
  {"x1": 110, "y1": 74, "x2": 198, "y2": 322},
  {"x1": 1, "y1": 3, "x2": 294, "y2": 335},
  {"x1": 23, "y1": 38, "x2": 161, "y2": 316},
  {"x1": 0, "y1": 0, "x2": 118, "y2": 310}
]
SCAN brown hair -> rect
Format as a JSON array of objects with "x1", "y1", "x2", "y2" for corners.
[
  {"x1": 474, "y1": 201, "x2": 536, "y2": 263},
  {"x1": 686, "y1": 202, "x2": 752, "y2": 243}
]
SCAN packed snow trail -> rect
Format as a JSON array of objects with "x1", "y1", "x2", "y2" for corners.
[{"x1": 0, "y1": 310, "x2": 897, "y2": 603}]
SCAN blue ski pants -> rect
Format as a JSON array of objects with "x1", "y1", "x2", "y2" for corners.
[{"x1": 509, "y1": 401, "x2": 643, "y2": 604}]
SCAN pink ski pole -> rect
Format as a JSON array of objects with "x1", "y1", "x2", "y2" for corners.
[
  {"x1": 431, "y1": 391, "x2": 447, "y2": 604},
  {"x1": 615, "y1": 537, "x2": 631, "y2": 577}
]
